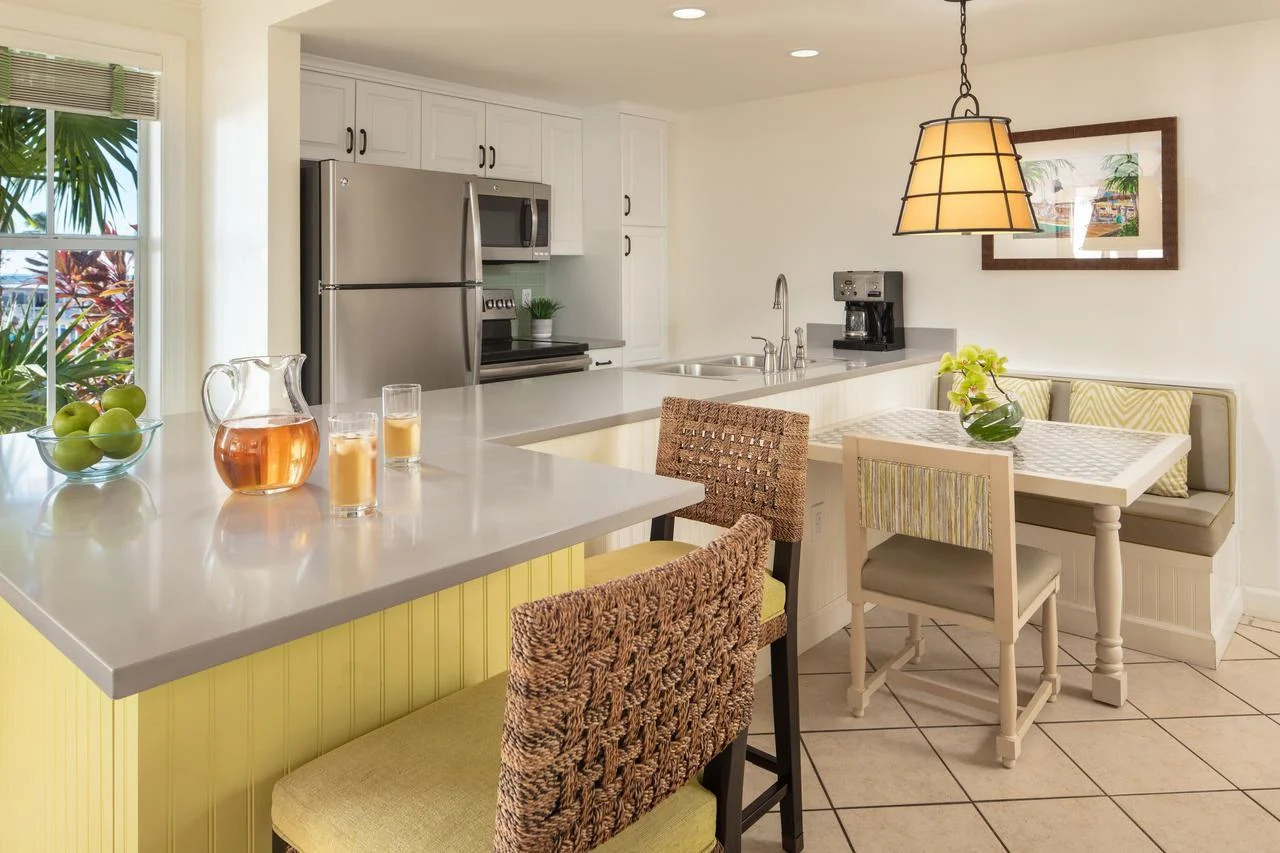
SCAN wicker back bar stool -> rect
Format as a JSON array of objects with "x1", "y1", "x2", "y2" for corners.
[
  {"x1": 270, "y1": 514, "x2": 771, "y2": 853},
  {"x1": 843, "y1": 435, "x2": 1063, "y2": 768},
  {"x1": 583, "y1": 396, "x2": 810, "y2": 852}
]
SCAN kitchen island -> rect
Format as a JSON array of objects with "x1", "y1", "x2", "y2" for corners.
[{"x1": 0, "y1": 333, "x2": 949, "y2": 852}]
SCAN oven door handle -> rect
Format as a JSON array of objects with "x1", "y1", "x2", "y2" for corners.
[{"x1": 478, "y1": 354, "x2": 591, "y2": 382}]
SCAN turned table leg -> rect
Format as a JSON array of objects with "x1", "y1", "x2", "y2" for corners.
[{"x1": 1091, "y1": 504, "x2": 1127, "y2": 706}]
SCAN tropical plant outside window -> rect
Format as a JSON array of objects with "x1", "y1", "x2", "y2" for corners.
[{"x1": 0, "y1": 105, "x2": 140, "y2": 434}]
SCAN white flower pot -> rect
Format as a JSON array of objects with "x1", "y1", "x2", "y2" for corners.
[{"x1": 531, "y1": 319, "x2": 553, "y2": 339}]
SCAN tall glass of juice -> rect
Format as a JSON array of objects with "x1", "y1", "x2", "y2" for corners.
[
  {"x1": 382, "y1": 383, "x2": 421, "y2": 468},
  {"x1": 328, "y1": 412, "x2": 378, "y2": 517}
]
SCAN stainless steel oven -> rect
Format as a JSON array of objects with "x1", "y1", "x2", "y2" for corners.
[
  {"x1": 477, "y1": 179, "x2": 551, "y2": 262},
  {"x1": 477, "y1": 289, "x2": 590, "y2": 383}
]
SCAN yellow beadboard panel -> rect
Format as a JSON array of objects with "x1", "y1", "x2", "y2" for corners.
[{"x1": 0, "y1": 545, "x2": 583, "y2": 852}]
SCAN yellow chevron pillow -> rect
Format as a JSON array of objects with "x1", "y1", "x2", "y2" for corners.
[
  {"x1": 1068, "y1": 380, "x2": 1193, "y2": 498},
  {"x1": 950, "y1": 375, "x2": 1052, "y2": 421}
]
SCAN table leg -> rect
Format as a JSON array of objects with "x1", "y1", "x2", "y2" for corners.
[{"x1": 1091, "y1": 504, "x2": 1127, "y2": 706}]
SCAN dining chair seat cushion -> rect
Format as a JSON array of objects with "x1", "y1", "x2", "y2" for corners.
[
  {"x1": 585, "y1": 540, "x2": 786, "y2": 625},
  {"x1": 863, "y1": 535, "x2": 1061, "y2": 619},
  {"x1": 271, "y1": 673, "x2": 717, "y2": 853}
]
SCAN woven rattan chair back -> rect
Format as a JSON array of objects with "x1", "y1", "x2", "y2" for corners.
[
  {"x1": 494, "y1": 514, "x2": 770, "y2": 853},
  {"x1": 654, "y1": 397, "x2": 810, "y2": 543}
]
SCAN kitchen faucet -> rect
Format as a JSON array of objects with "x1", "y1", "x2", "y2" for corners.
[{"x1": 773, "y1": 274, "x2": 792, "y2": 370}]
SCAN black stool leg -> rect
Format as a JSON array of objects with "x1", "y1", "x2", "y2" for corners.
[{"x1": 772, "y1": 541, "x2": 804, "y2": 852}]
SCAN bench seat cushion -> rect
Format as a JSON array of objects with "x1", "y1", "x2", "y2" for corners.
[
  {"x1": 272, "y1": 673, "x2": 717, "y2": 853},
  {"x1": 862, "y1": 535, "x2": 1061, "y2": 619},
  {"x1": 1014, "y1": 491, "x2": 1235, "y2": 557},
  {"x1": 586, "y1": 540, "x2": 787, "y2": 625}
]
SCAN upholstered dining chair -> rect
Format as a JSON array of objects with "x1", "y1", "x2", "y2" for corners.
[
  {"x1": 842, "y1": 435, "x2": 1062, "y2": 768},
  {"x1": 270, "y1": 514, "x2": 771, "y2": 853},
  {"x1": 584, "y1": 396, "x2": 810, "y2": 851}
]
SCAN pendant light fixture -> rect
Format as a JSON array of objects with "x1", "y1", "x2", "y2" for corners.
[{"x1": 894, "y1": 0, "x2": 1039, "y2": 235}]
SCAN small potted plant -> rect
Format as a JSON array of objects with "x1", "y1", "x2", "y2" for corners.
[
  {"x1": 524, "y1": 296, "x2": 564, "y2": 340},
  {"x1": 939, "y1": 345, "x2": 1024, "y2": 443}
]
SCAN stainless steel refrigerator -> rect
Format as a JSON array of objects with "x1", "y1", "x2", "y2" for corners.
[{"x1": 300, "y1": 160, "x2": 483, "y2": 404}]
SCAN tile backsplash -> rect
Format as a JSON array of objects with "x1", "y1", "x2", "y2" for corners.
[{"x1": 482, "y1": 263, "x2": 550, "y2": 336}]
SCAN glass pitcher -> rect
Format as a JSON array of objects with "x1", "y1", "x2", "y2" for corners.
[{"x1": 202, "y1": 355, "x2": 320, "y2": 495}]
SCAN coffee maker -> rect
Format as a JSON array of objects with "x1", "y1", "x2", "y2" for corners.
[{"x1": 833, "y1": 271, "x2": 905, "y2": 352}]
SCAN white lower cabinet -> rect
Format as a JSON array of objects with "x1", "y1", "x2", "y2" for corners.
[
  {"x1": 587, "y1": 347, "x2": 623, "y2": 370},
  {"x1": 622, "y1": 228, "x2": 667, "y2": 365}
]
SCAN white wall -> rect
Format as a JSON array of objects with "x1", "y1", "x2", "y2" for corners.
[{"x1": 668, "y1": 22, "x2": 1280, "y2": 603}]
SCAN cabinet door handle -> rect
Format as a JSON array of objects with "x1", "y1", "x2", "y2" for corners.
[
  {"x1": 479, "y1": 144, "x2": 486, "y2": 169},
  {"x1": 594, "y1": 360, "x2": 613, "y2": 367},
  {"x1": 346, "y1": 127, "x2": 354, "y2": 154},
  {"x1": 624, "y1": 235, "x2": 631, "y2": 257},
  {"x1": 624, "y1": 194, "x2": 631, "y2": 216},
  {"x1": 358, "y1": 129, "x2": 368, "y2": 156},
  {"x1": 488, "y1": 146, "x2": 496, "y2": 169}
]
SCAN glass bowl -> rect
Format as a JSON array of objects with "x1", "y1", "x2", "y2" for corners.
[{"x1": 27, "y1": 418, "x2": 163, "y2": 483}]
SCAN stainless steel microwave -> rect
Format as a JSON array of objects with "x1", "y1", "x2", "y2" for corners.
[{"x1": 477, "y1": 179, "x2": 550, "y2": 262}]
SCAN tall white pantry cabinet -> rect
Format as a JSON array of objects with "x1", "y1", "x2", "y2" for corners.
[{"x1": 559, "y1": 110, "x2": 669, "y2": 365}]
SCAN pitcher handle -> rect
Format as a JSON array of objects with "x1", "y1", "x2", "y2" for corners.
[{"x1": 201, "y1": 363, "x2": 238, "y2": 434}]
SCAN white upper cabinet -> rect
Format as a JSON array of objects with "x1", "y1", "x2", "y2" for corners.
[
  {"x1": 622, "y1": 227, "x2": 668, "y2": 364},
  {"x1": 421, "y1": 93, "x2": 487, "y2": 175},
  {"x1": 354, "y1": 81, "x2": 421, "y2": 168},
  {"x1": 621, "y1": 114, "x2": 667, "y2": 227},
  {"x1": 541, "y1": 115, "x2": 583, "y2": 256},
  {"x1": 484, "y1": 104, "x2": 542, "y2": 182},
  {"x1": 301, "y1": 71, "x2": 356, "y2": 162}
]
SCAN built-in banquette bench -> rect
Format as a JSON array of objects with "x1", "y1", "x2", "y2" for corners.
[{"x1": 936, "y1": 374, "x2": 1239, "y2": 667}]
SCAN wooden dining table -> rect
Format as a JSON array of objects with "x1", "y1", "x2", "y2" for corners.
[{"x1": 809, "y1": 408, "x2": 1191, "y2": 707}]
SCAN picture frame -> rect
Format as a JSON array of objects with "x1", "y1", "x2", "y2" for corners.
[{"x1": 982, "y1": 117, "x2": 1178, "y2": 271}]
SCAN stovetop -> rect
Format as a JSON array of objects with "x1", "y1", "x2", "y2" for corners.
[{"x1": 480, "y1": 337, "x2": 590, "y2": 365}]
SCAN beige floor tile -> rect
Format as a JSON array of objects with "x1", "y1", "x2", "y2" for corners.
[
  {"x1": 978, "y1": 797, "x2": 1159, "y2": 852},
  {"x1": 1041, "y1": 720, "x2": 1231, "y2": 794},
  {"x1": 1203, "y1": 659, "x2": 1280, "y2": 712},
  {"x1": 923, "y1": 725, "x2": 1101, "y2": 800},
  {"x1": 743, "y1": 734, "x2": 830, "y2": 812},
  {"x1": 838, "y1": 804, "x2": 1002, "y2": 853},
  {"x1": 1115, "y1": 791, "x2": 1280, "y2": 853},
  {"x1": 743, "y1": 809, "x2": 851, "y2": 853},
  {"x1": 1224, "y1": 632, "x2": 1277, "y2": 660},
  {"x1": 889, "y1": 668, "x2": 1001, "y2": 727},
  {"x1": 1246, "y1": 616, "x2": 1280, "y2": 633},
  {"x1": 865, "y1": 625, "x2": 975, "y2": 671},
  {"x1": 799, "y1": 630, "x2": 857, "y2": 675},
  {"x1": 1248, "y1": 789, "x2": 1280, "y2": 820},
  {"x1": 1159, "y1": 716, "x2": 1280, "y2": 788},
  {"x1": 1236, "y1": 625, "x2": 1280, "y2": 656},
  {"x1": 1056, "y1": 630, "x2": 1169, "y2": 665},
  {"x1": 984, "y1": 665, "x2": 1145, "y2": 723},
  {"x1": 750, "y1": 674, "x2": 916, "y2": 735},
  {"x1": 941, "y1": 624, "x2": 1076, "y2": 669},
  {"x1": 864, "y1": 605, "x2": 913, "y2": 628},
  {"x1": 1123, "y1": 662, "x2": 1254, "y2": 718},
  {"x1": 804, "y1": 729, "x2": 967, "y2": 808}
]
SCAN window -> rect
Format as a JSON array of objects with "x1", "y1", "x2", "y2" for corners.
[{"x1": 0, "y1": 48, "x2": 156, "y2": 434}]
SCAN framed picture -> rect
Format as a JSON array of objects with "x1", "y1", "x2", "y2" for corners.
[{"x1": 982, "y1": 117, "x2": 1178, "y2": 270}]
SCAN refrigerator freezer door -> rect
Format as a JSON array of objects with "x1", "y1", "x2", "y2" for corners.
[
  {"x1": 321, "y1": 284, "x2": 480, "y2": 402},
  {"x1": 320, "y1": 161, "x2": 476, "y2": 286}
]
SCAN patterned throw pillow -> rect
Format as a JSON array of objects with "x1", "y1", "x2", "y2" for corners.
[
  {"x1": 1068, "y1": 380, "x2": 1193, "y2": 498},
  {"x1": 949, "y1": 375, "x2": 1053, "y2": 421}
]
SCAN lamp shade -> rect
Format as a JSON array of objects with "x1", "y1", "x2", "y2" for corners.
[{"x1": 895, "y1": 115, "x2": 1040, "y2": 235}]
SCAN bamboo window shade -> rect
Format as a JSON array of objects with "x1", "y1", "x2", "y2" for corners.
[{"x1": 0, "y1": 47, "x2": 159, "y2": 120}]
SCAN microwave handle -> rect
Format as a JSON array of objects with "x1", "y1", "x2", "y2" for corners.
[
  {"x1": 464, "y1": 181, "x2": 483, "y2": 284},
  {"x1": 520, "y1": 198, "x2": 534, "y2": 249}
]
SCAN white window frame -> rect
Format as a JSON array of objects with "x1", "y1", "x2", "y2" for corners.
[{"x1": 0, "y1": 7, "x2": 190, "y2": 415}]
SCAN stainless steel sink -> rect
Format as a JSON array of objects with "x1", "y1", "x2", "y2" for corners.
[
  {"x1": 704, "y1": 354, "x2": 830, "y2": 369},
  {"x1": 630, "y1": 362, "x2": 760, "y2": 380}
]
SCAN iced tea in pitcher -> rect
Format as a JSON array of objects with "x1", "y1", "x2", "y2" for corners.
[{"x1": 203, "y1": 355, "x2": 320, "y2": 495}]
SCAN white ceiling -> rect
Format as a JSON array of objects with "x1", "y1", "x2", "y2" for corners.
[{"x1": 284, "y1": 0, "x2": 1280, "y2": 112}]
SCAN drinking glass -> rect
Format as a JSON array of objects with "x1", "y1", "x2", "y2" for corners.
[
  {"x1": 328, "y1": 412, "x2": 378, "y2": 517},
  {"x1": 382, "y1": 383, "x2": 422, "y2": 468}
]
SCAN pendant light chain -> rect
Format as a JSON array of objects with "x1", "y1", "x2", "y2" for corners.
[{"x1": 958, "y1": 0, "x2": 971, "y2": 101}]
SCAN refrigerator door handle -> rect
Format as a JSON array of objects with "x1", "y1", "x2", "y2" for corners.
[
  {"x1": 463, "y1": 285, "x2": 481, "y2": 383},
  {"x1": 464, "y1": 181, "x2": 483, "y2": 284}
]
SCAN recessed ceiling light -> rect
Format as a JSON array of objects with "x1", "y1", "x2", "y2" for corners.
[
  {"x1": 790, "y1": 49, "x2": 820, "y2": 58},
  {"x1": 672, "y1": 8, "x2": 708, "y2": 19}
]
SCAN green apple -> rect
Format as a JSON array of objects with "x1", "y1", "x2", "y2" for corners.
[
  {"x1": 101, "y1": 383, "x2": 146, "y2": 418},
  {"x1": 88, "y1": 408, "x2": 140, "y2": 456},
  {"x1": 52, "y1": 430, "x2": 105, "y2": 472},
  {"x1": 51, "y1": 401, "x2": 99, "y2": 437}
]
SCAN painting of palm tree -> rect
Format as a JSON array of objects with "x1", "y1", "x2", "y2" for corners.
[{"x1": 1019, "y1": 158, "x2": 1075, "y2": 238}]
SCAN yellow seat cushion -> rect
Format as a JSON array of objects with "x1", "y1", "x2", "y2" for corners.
[
  {"x1": 585, "y1": 540, "x2": 786, "y2": 625},
  {"x1": 272, "y1": 673, "x2": 717, "y2": 853}
]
